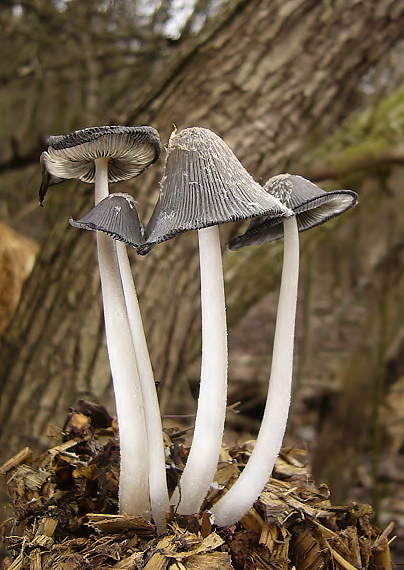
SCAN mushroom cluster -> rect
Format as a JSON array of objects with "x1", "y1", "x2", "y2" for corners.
[
  {"x1": 40, "y1": 126, "x2": 168, "y2": 529},
  {"x1": 40, "y1": 125, "x2": 358, "y2": 532}
]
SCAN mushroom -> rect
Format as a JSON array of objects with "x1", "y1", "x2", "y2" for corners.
[
  {"x1": 70, "y1": 192, "x2": 144, "y2": 246},
  {"x1": 70, "y1": 191, "x2": 170, "y2": 529},
  {"x1": 139, "y1": 127, "x2": 293, "y2": 515},
  {"x1": 229, "y1": 173, "x2": 358, "y2": 249},
  {"x1": 210, "y1": 173, "x2": 358, "y2": 527},
  {"x1": 40, "y1": 126, "x2": 169, "y2": 526}
]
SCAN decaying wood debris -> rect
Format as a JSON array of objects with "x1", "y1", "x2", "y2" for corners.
[{"x1": 0, "y1": 401, "x2": 395, "y2": 569}]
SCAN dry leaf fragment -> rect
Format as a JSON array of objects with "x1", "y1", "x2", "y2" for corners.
[
  {"x1": 74, "y1": 400, "x2": 113, "y2": 428},
  {"x1": 63, "y1": 412, "x2": 91, "y2": 437},
  {"x1": 200, "y1": 511, "x2": 212, "y2": 538}
]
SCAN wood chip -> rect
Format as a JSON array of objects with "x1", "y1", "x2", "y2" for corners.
[
  {"x1": 291, "y1": 527, "x2": 328, "y2": 570},
  {"x1": 0, "y1": 447, "x2": 33, "y2": 475},
  {"x1": 30, "y1": 549, "x2": 42, "y2": 570},
  {"x1": 114, "y1": 552, "x2": 145, "y2": 569},
  {"x1": 240, "y1": 508, "x2": 265, "y2": 533},
  {"x1": 373, "y1": 521, "x2": 395, "y2": 550},
  {"x1": 30, "y1": 535, "x2": 54, "y2": 549},
  {"x1": 183, "y1": 552, "x2": 234, "y2": 569},
  {"x1": 169, "y1": 562, "x2": 187, "y2": 570},
  {"x1": 86, "y1": 514, "x2": 156, "y2": 537},
  {"x1": 46, "y1": 424, "x2": 64, "y2": 441},
  {"x1": 7, "y1": 464, "x2": 48, "y2": 491},
  {"x1": 3, "y1": 553, "x2": 24, "y2": 570},
  {"x1": 35, "y1": 517, "x2": 58, "y2": 538},
  {"x1": 259, "y1": 523, "x2": 278, "y2": 550},
  {"x1": 45, "y1": 440, "x2": 82, "y2": 458},
  {"x1": 373, "y1": 545, "x2": 393, "y2": 570},
  {"x1": 330, "y1": 547, "x2": 359, "y2": 570},
  {"x1": 1, "y1": 408, "x2": 396, "y2": 569},
  {"x1": 283, "y1": 493, "x2": 331, "y2": 518},
  {"x1": 165, "y1": 532, "x2": 224, "y2": 560},
  {"x1": 143, "y1": 536, "x2": 175, "y2": 570}
]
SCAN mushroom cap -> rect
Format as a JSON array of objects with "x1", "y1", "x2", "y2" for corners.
[
  {"x1": 138, "y1": 127, "x2": 293, "y2": 254},
  {"x1": 39, "y1": 125, "x2": 161, "y2": 204},
  {"x1": 69, "y1": 192, "x2": 144, "y2": 248},
  {"x1": 228, "y1": 173, "x2": 358, "y2": 250}
]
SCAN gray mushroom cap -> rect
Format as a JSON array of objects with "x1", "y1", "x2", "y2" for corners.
[
  {"x1": 39, "y1": 125, "x2": 161, "y2": 205},
  {"x1": 137, "y1": 127, "x2": 293, "y2": 255},
  {"x1": 228, "y1": 174, "x2": 358, "y2": 250},
  {"x1": 69, "y1": 192, "x2": 144, "y2": 248}
]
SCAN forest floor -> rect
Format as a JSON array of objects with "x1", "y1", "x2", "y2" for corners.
[{"x1": 0, "y1": 401, "x2": 398, "y2": 569}]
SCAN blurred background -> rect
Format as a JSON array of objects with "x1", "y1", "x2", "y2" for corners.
[{"x1": 0, "y1": 0, "x2": 403, "y2": 557}]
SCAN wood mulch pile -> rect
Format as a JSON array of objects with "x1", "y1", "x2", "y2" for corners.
[{"x1": 0, "y1": 401, "x2": 395, "y2": 569}]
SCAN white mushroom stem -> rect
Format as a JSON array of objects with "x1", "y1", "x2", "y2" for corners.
[
  {"x1": 211, "y1": 215, "x2": 299, "y2": 527},
  {"x1": 94, "y1": 157, "x2": 150, "y2": 519},
  {"x1": 176, "y1": 225, "x2": 228, "y2": 515},
  {"x1": 115, "y1": 242, "x2": 169, "y2": 531}
]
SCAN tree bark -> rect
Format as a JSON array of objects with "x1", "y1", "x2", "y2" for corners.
[{"x1": 0, "y1": 0, "x2": 403, "y2": 461}]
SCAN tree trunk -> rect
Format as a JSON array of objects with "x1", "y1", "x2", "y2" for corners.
[{"x1": 0, "y1": 0, "x2": 403, "y2": 461}]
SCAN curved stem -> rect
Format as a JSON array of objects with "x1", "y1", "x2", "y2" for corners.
[
  {"x1": 116, "y1": 242, "x2": 169, "y2": 531},
  {"x1": 94, "y1": 158, "x2": 150, "y2": 518},
  {"x1": 177, "y1": 225, "x2": 228, "y2": 515},
  {"x1": 211, "y1": 216, "x2": 299, "y2": 526}
]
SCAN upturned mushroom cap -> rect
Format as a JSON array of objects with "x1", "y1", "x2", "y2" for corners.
[
  {"x1": 39, "y1": 125, "x2": 161, "y2": 204},
  {"x1": 229, "y1": 174, "x2": 358, "y2": 249},
  {"x1": 137, "y1": 127, "x2": 293, "y2": 255},
  {"x1": 69, "y1": 192, "x2": 144, "y2": 248}
]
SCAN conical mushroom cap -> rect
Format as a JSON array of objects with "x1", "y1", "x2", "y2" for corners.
[
  {"x1": 39, "y1": 125, "x2": 161, "y2": 204},
  {"x1": 139, "y1": 128, "x2": 292, "y2": 254},
  {"x1": 229, "y1": 174, "x2": 358, "y2": 249},
  {"x1": 69, "y1": 192, "x2": 144, "y2": 247}
]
